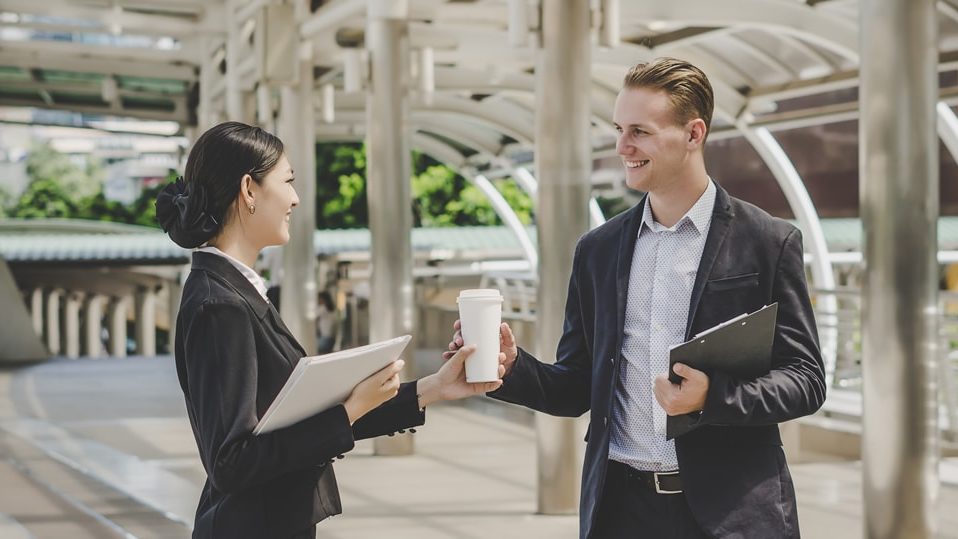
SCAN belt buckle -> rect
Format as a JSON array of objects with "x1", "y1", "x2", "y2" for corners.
[{"x1": 653, "y1": 471, "x2": 682, "y2": 494}]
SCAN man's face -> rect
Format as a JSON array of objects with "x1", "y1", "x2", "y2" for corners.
[{"x1": 613, "y1": 86, "x2": 696, "y2": 194}]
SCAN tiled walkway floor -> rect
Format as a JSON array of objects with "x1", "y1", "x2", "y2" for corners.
[{"x1": 0, "y1": 355, "x2": 955, "y2": 538}]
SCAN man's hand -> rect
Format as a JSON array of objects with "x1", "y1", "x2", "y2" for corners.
[
  {"x1": 653, "y1": 363, "x2": 710, "y2": 416},
  {"x1": 442, "y1": 320, "x2": 519, "y2": 377}
]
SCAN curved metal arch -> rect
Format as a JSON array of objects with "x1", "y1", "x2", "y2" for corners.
[
  {"x1": 737, "y1": 124, "x2": 838, "y2": 383},
  {"x1": 334, "y1": 91, "x2": 537, "y2": 143},
  {"x1": 593, "y1": 43, "x2": 749, "y2": 118},
  {"x1": 432, "y1": 66, "x2": 619, "y2": 133},
  {"x1": 621, "y1": 0, "x2": 858, "y2": 61},
  {"x1": 414, "y1": 138, "x2": 538, "y2": 268},
  {"x1": 411, "y1": 114, "x2": 508, "y2": 157},
  {"x1": 937, "y1": 102, "x2": 958, "y2": 161}
]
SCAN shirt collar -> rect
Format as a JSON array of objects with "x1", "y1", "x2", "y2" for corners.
[
  {"x1": 195, "y1": 246, "x2": 269, "y2": 302},
  {"x1": 640, "y1": 178, "x2": 716, "y2": 235}
]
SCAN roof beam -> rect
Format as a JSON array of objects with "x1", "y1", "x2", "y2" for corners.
[
  {"x1": 0, "y1": 97, "x2": 189, "y2": 123},
  {"x1": 622, "y1": 0, "x2": 858, "y2": 61},
  {"x1": 0, "y1": 52, "x2": 195, "y2": 82}
]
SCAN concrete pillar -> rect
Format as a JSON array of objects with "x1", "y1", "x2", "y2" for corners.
[
  {"x1": 366, "y1": 0, "x2": 414, "y2": 456},
  {"x1": 860, "y1": 0, "x2": 939, "y2": 537},
  {"x1": 135, "y1": 287, "x2": 157, "y2": 357},
  {"x1": 30, "y1": 287, "x2": 43, "y2": 337},
  {"x1": 225, "y1": 0, "x2": 244, "y2": 121},
  {"x1": 63, "y1": 291, "x2": 83, "y2": 359},
  {"x1": 532, "y1": 0, "x2": 593, "y2": 514},
  {"x1": 198, "y1": 37, "x2": 216, "y2": 131},
  {"x1": 45, "y1": 288, "x2": 63, "y2": 356},
  {"x1": 279, "y1": 45, "x2": 319, "y2": 356},
  {"x1": 109, "y1": 295, "x2": 132, "y2": 358},
  {"x1": 84, "y1": 294, "x2": 107, "y2": 358}
]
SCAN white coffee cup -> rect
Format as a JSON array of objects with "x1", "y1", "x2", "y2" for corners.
[{"x1": 456, "y1": 288, "x2": 504, "y2": 383}]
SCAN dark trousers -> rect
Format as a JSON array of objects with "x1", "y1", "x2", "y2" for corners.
[{"x1": 591, "y1": 461, "x2": 710, "y2": 539}]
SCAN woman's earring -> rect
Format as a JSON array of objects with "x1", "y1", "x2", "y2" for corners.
[{"x1": 248, "y1": 204, "x2": 256, "y2": 215}]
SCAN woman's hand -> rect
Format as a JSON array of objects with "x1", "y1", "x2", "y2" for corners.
[
  {"x1": 344, "y1": 359, "x2": 404, "y2": 424},
  {"x1": 417, "y1": 345, "x2": 504, "y2": 408}
]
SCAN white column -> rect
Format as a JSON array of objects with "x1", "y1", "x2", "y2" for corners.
[
  {"x1": 63, "y1": 291, "x2": 83, "y2": 359},
  {"x1": 225, "y1": 0, "x2": 244, "y2": 121},
  {"x1": 109, "y1": 295, "x2": 132, "y2": 358},
  {"x1": 279, "y1": 43, "x2": 319, "y2": 356},
  {"x1": 45, "y1": 288, "x2": 63, "y2": 356},
  {"x1": 84, "y1": 294, "x2": 107, "y2": 358},
  {"x1": 366, "y1": 0, "x2": 415, "y2": 457},
  {"x1": 533, "y1": 0, "x2": 592, "y2": 514},
  {"x1": 860, "y1": 0, "x2": 939, "y2": 536},
  {"x1": 30, "y1": 287, "x2": 43, "y2": 337},
  {"x1": 135, "y1": 287, "x2": 157, "y2": 357}
]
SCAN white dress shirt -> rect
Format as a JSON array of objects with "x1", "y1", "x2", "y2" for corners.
[
  {"x1": 196, "y1": 246, "x2": 269, "y2": 303},
  {"x1": 608, "y1": 180, "x2": 716, "y2": 472}
]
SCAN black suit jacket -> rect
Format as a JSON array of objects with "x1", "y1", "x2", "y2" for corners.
[
  {"x1": 490, "y1": 185, "x2": 825, "y2": 539},
  {"x1": 175, "y1": 252, "x2": 425, "y2": 538}
]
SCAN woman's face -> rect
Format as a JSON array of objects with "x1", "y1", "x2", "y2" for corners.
[{"x1": 246, "y1": 153, "x2": 299, "y2": 248}]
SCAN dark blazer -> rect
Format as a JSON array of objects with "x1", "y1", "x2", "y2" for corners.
[
  {"x1": 175, "y1": 252, "x2": 425, "y2": 538},
  {"x1": 490, "y1": 185, "x2": 825, "y2": 539}
]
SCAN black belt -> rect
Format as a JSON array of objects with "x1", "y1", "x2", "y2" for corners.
[{"x1": 608, "y1": 460, "x2": 683, "y2": 494}]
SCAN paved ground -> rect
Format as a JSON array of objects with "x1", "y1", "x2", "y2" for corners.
[{"x1": 0, "y1": 354, "x2": 956, "y2": 538}]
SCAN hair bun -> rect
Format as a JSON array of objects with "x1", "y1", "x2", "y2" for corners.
[{"x1": 155, "y1": 177, "x2": 221, "y2": 248}]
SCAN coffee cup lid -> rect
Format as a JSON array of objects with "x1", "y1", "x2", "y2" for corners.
[{"x1": 457, "y1": 288, "x2": 503, "y2": 302}]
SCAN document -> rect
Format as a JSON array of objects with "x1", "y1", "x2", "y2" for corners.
[
  {"x1": 665, "y1": 303, "x2": 778, "y2": 440},
  {"x1": 253, "y1": 335, "x2": 412, "y2": 435}
]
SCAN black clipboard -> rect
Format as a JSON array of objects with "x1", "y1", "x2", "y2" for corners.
[{"x1": 666, "y1": 303, "x2": 778, "y2": 440}]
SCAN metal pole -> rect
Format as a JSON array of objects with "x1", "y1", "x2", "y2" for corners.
[
  {"x1": 860, "y1": 0, "x2": 939, "y2": 537},
  {"x1": 533, "y1": 0, "x2": 592, "y2": 514},
  {"x1": 279, "y1": 60, "x2": 319, "y2": 355},
  {"x1": 366, "y1": 0, "x2": 414, "y2": 456},
  {"x1": 225, "y1": 0, "x2": 244, "y2": 121}
]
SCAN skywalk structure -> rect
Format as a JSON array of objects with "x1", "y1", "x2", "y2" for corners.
[{"x1": 0, "y1": 0, "x2": 953, "y2": 536}]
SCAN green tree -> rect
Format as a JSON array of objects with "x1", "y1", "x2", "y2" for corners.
[
  {"x1": 0, "y1": 185, "x2": 10, "y2": 217},
  {"x1": 9, "y1": 178, "x2": 78, "y2": 219},
  {"x1": 316, "y1": 143, "x2": 535, "y2": 229},
  {"x1": 314, "y1": 142, "x2": 369, "y2": 229},
  {"x1": 25, "y1": 142, "x2": 100, "y2": 199}
]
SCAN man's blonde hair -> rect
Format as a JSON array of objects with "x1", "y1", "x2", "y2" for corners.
[{"x1": 623, "y1": 57, "x2": 714, "y2": 141}]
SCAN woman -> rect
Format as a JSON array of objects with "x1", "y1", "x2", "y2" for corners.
[{"x1": 156, "y1": 122, "x2": 501, "y2": 539}]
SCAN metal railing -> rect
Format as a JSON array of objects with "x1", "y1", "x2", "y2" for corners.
[{"x1": 811, "y1": 288, "x2": 958, "y2": 444}]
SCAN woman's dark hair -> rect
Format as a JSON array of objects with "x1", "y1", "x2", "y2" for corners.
[{"x1": 156, "y1": 121, "x2": 284, "y2": 248}]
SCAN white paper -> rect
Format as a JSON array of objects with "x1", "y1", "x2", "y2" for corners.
[{"x1": 253, "y1": 335, "x2": 412, "y2": 435}]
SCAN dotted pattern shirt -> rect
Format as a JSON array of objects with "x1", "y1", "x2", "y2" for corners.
[{"x1": 608, "y1": 180, "x2": 716, "y2": 472}]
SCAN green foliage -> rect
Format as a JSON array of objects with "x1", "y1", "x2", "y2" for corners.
[
  {"x1": 315, "y1": 143, "x2": 369, "y2": 229},
  {"x1": 0, "y1": 185, "x2": 9, "y2": 218},
  {"x1": 316, "y1": 143, "x2": 534, "y2": 229},
  {"x1": 8, "y1": 178, "x2": 78, "y2": 219},
  {"x1": 25, "y1": 142, "x2": 101, "y2": 199},
  {"x1": 12, "y1": 140, "x2": 537, "y2": 231}
]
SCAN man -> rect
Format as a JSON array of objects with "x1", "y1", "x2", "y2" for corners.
[{"x1": 445, "y1": 57, "x2": 825, "y2": 538}]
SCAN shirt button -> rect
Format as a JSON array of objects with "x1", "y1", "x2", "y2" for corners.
[
  {"x1": 603, "y1": 416, "x2": 608, "y2": 426},
  {"x1": 609, "y1": 356, "x2": 615, "y2": 364}
]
